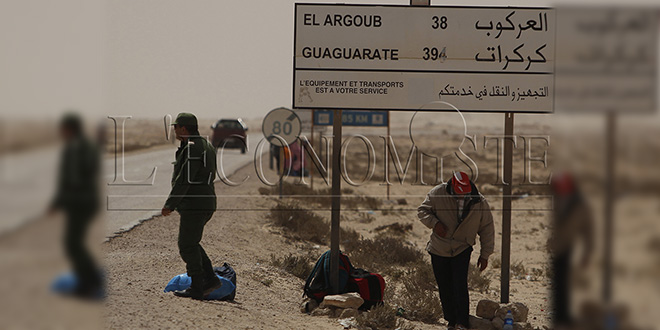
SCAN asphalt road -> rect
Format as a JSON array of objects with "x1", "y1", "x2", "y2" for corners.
[{"x1": 0, "y1": 133, "x2": 265, "y2": 239}]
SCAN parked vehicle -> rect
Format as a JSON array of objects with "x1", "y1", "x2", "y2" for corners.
[{"x1": 211, "y1": 118, "x2": 248, "y2": 153}]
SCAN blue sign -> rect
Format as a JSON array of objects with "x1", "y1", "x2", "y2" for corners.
[{"x1": 313, "y1": 110, "x2": 388, "y2": 127}]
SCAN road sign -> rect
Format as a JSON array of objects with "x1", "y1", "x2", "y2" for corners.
[
  {"x1": 314, "y1": 110, "x2": 388, "y2": 126},
  {"x1": 262, "y1": 107, "x2": 301, "y2": 146},
  {"x1": 554, "y1": 8, "x2": 658, "y2": 114},
  {"x1": 293, "y1": 4, "x2": 556, "y2": 112},
  {"x1": 293, "y1": 109, "x2": 313, "y2": 132}
]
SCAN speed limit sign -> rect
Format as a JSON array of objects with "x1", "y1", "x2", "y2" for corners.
[{"x1": 262, "y1": 107, "x2": 302, "y2": 147}]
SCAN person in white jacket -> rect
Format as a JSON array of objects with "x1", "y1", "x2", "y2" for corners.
[{"x1": 418, "y1": 171, "x2": 495, "y2": 330}]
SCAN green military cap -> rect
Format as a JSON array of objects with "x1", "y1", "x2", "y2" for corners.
[{"x1": 172, "y1": 112, "x2": 198, "y2": 126}]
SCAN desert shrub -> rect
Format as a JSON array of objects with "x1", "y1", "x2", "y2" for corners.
[
  {"x1": 261, "y1": 278, "x2": 273, "y2": 286},
  {"x1": 270, "y1": 253, "x2": 314, "y2": 280},
  {"x1": 356, "y1": 304, "x2": 415, "y2": 330},
  {"x1": 356, "y1": 212, "x2": 375, "y2": 224},
  {"x1": 374, "y1": 222, "x2": 413, "y2": 237},
  {"x1": 510, "y1": 260, "x2": 527, "y2": 278},
  {"x1": 392, "y1": 262, "x2": 443, "y2": 324},
  {"x1": 270, "y1": 182, "x2": 381, "y2": 210},
  {"x1": 356, "y1": 304, "x2": 397, "y2": 329},
  {"x1": 258, "y1": 187, "x2": 270, "y2": 195},
  {"x1": 267, "y1": 200, "x2": 361, "y2": 246},
  {"x1": 491, "y1": 256, "x2": 502, "y2": 269},
  {"x1": 267, "y1": 201, "x2": 329, "y2": 244},
  {"x1": 342, "y1": 235, "x2": 423, "y2": 273},
  {"x1": 468, "y1": 264, "x2": 491, "y2": 293},
  {"x1": 530, "y1": 267, "x2": 544, "y2": 278}
]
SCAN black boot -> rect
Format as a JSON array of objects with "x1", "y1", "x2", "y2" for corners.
[
  {"x1": 174, "y1": 276, "x2": 205, "y2": 300},
  {"x1": 201, "y1": 274, "x2": 223, "y2": 297}
]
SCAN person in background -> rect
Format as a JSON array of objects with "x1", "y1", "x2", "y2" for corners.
[
  {"x1": 548, "y1": 172, "x2": 594, "y2": 329},
  {"x1": 418, "y1": 171, "x2": 495, "y2": 330},
  {"x1": 161, "y1": 112, "x2": 222, "y2": 300},
  {"x1": 49, "y1": 113, "x2": 103, "y2": 299}
]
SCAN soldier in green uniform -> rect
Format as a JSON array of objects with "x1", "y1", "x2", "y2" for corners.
[
  {"x1": 161, "y1": 113, "x2": 222, "y2": 300},
  {"x1": 49, "y1": 113, "x2": 103, "y2": 298}
]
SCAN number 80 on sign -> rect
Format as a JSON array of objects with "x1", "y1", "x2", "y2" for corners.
[{"x1": 262, "y1": 107, "x2": 302, "y2": 147}]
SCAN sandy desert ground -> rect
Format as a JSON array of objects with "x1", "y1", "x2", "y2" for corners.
[{"x1": 0, "y1": 116, "x2": 658, "y2": 330}]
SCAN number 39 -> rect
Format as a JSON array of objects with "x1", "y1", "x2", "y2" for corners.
[{"x1": 432, "y1": 16, "x2": 448, "y2": 30}]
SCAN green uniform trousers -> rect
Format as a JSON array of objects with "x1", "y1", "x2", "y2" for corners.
[
  {"x1": 178, "y1": 211, "x2": 215, "y2": 278},
  {"x1": 64, "y1": 206, "x2": 101, "y2": 291}
]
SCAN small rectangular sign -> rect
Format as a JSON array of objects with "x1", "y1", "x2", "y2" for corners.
[
  {"x1": 313, "y1": 110, "x2": 388, "y2": 126},
  {"x1": 293, "y1": 4, "x2": 556, "y2": 113}
]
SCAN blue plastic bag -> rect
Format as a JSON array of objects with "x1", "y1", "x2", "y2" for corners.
[
  {"x1": 51, "y1": 271, "x2": 78, "y2": 294},
  {"x1": 164, "y1": 273, "x2": 236, "y2": 300},
  {"x1": 51, "y1": 271, "x2": 106, "y2": 299}
]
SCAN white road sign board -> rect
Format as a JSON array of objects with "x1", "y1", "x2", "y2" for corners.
[
  {"x1": 262, "y1": 107, "x2": 302, "y2": 146},
  {"x1": 554, "y1": 7, "x2": 658, "y2": 114},
  {"x1": 293, "y1": 4, "x2": 556, "y2": 113}
]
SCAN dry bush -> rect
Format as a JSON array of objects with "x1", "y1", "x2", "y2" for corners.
[
  {"x1": 491, "y1": 256, "x2": 502, "y2": 269},
  {"x1": 392, "y1": 262, "x2": 443, "y2": 324},
  {"x1": 374, "y1": 222, "x2": 413, "y2": 237},
  {"x1": 342, "y1": 235, "x2": 423, "y2": 273},
  {"x1": 258, "y1": 187, "x2": 270, "y2": 195},
  {"x1": 468, "y1": 264, "x2": 491, "y2": 293},
  {"x1": 270, "y1": 253, "x2": 314, "y2": 280},
  {"x1": 530, "y1": 267, "x2": 544, "y2": 278},
  {"x1": 510, "y1": 260, "x2": 527, "y2": 278},
  {"x1": 356, "y1": 304, "x2": 415, "y2": 330},
  {"x1": 271, "y1": 182, "x2": 381, "y2": 210},
  {"x1": 356, "y1": 212, "x2": 376, "y2": 224},
  {"x1": 267, "y1": 201, "x2": 329, "y2": 244},
  {"x1": 267, "y1": 200, "x2": 361, "y2": 246}
]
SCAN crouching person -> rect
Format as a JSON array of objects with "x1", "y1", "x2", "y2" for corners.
[{"x1": 417, "y1": 172, "x2": 495, "y2": 330}]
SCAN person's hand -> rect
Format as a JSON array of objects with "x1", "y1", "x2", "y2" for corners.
[
  {"x1": 433, "y1": 221, "x2": 448, "y2": 238},
  {"x1": 161, "y1": 207, "x2": 173, "y2": 216},
  {"x1": 477, "y1": 257, "x2": 488, "y2": 272}
]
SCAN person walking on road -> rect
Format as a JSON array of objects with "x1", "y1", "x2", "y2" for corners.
[
  {"x1": 161, "y1": 112, "x2": 221, "y2": 300},
  {"x1": 418, "y1": 171, "x2": 495, "y2": 330}
]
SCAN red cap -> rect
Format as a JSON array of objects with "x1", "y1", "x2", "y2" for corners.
[{"x1": 451, "y1": 171, "x2": 472, "y2": 195}]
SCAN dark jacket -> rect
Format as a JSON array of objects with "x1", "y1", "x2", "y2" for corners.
[
  {"x1": 164, "y1": 135, "x2": 217, "y2": 212},
  {"x1": 52, "y1": 136, "x2": 100, "y2": 212}
]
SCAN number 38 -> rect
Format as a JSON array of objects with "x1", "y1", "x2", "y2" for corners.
[{"x1": 432, "y1": 16, "x2": 448, "y2": 30}]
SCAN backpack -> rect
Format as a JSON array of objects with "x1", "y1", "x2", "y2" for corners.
[
  {"x1": 213, "y1": 263, "x2": 237, "y2": 301},
  {"x1": 347, "y1": 268, "x2": 386, "y2": 310},
  {"x1": 303, "y1": 250, "x2": 354, "y2": 301}
]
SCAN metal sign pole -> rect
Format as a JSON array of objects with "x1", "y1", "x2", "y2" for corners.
[
  {"x1": 603, "y1": 113, "x2": 616, "y2": 302},
  {"x1": 279, "y1": 148, "x2": 284, "y2": 199},
  {"x1": 387, "y1": 110, "x2": 391, "y2": 200},
  {"x1": 311, "y1": 110, "x2": 315, "y2": 190},
  {"x1": 501, "y1": 112, "x2": 514, "y2": 303},
  {"x1": 330, "y1": 110, "x2": 343, "y2": 293}
]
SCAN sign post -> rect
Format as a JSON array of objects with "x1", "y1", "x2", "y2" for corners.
[
  {"x1": 501, "y1": 112, "x2": 514, "y2": 303},
  {"x1": 330, "y1": 110, "x2": 343, "y2": 293}
]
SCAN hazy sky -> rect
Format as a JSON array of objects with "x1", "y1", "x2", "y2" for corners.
[
  {"x1": 2, "y1": 0, "x2": 657, "y2": 124},
  {"x1": 2, "y1": 0, "x2": 561, "y2": 121}
]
